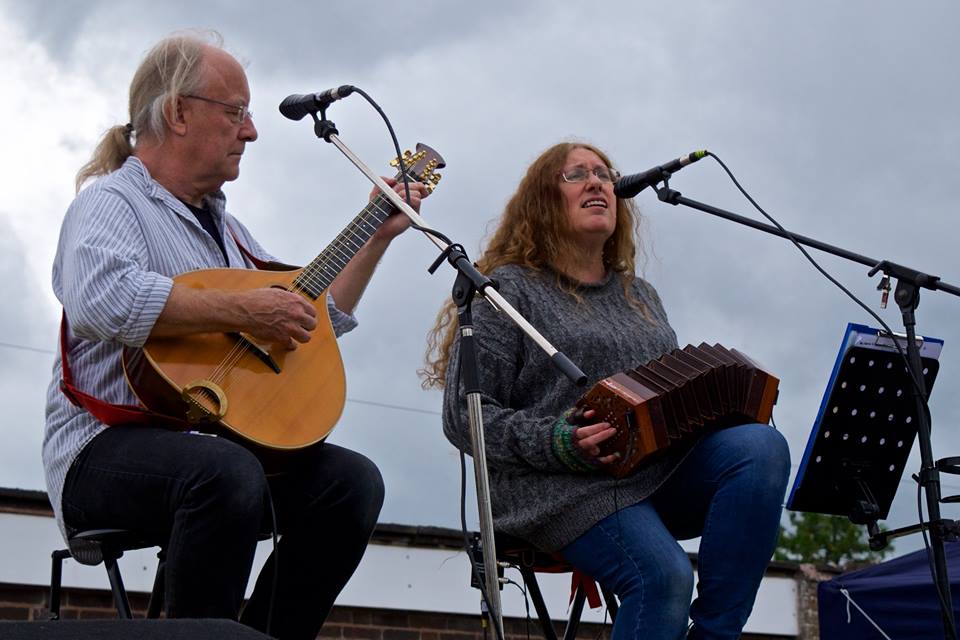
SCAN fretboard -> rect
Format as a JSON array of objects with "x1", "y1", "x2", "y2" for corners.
[{"x1": 292, "y1": 193, "x2": 395, "y2": 299}]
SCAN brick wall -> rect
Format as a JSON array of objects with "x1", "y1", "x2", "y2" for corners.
[
  {"x1": 0, "y1": 582, "x2": 153, "y2": 621},
  {"x1": 0, "y1": 582, "x2": 610, "y2": 638},
  {"x1": 320, "y1": 605, "x2": 611, "y2": 640},
  {"x1": 794, "y1": 564, "x2": 840, "y2": 640},
  {"x1": 0, "y1": 582, "x2": 787, "y2": 639},
  {"x1": 0, "y1": 492, "x2": 797, "y2": 639},
  {"x1": 0, "y1": 583, "x2": 46, "y2": 621}
]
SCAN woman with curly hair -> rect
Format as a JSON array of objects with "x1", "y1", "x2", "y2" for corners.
[{"x1": 423, "y1": 142, "x2": 790, "y2": 640}]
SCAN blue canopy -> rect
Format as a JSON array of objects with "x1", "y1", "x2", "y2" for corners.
[{"x1": 819, "y1": 542, "x2": 960, "y2": 639}]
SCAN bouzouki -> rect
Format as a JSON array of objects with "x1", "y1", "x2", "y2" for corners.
[{"x1": 122, "y1": 143, "x2": 445, "y2": 449}]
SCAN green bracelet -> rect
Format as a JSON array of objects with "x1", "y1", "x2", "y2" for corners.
[{"x1": 551, "y1": 413, "x2": 598, "y2": 472}]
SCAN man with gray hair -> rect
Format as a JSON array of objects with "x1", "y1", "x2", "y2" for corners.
[{"x1": 44, "y1": 32, "x2": 427, "y2": 639}]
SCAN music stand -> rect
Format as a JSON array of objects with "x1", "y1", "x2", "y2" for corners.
[
  {"x1": 788, "y1": 322, "x2": 944, "y2": 537},
  {"x1": 648, "y1": 176, "x2": 960, "y2": 637}
]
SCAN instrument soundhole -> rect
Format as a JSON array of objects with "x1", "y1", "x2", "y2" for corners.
[{"x1": 182, "y1": 379, "x2": 228, "y2": 423}]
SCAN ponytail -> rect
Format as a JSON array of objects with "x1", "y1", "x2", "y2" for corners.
[
  {"x1": 73, "y1": 29, "x2": 220, "y2": 191},
  {"x1": 75, "y1": 123, "x2": 134, "y2": 192}
]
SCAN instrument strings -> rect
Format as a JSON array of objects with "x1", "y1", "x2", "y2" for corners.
[{"x1": 190, "y1": 194, "x2": 396, "y2": 415}]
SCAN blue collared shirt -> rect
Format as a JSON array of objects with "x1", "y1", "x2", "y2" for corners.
[{"x1": 43, "y1": 156, "x2": 357, "y2": 536}]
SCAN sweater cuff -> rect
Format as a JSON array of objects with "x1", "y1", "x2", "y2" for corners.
[{"x1": 551, "y1": 410, "x2": 599, "y2": 473}]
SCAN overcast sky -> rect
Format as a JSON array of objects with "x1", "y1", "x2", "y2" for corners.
[{"x1": 1, "y1": 1, "x2": 959, "y2": 559}]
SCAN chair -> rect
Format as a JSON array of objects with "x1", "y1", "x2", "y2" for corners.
[
  {"x1": 48, "y1": 528, "x2": 167, "y2": 620},
  {"x1": 489, "y1": 532, "x2": 619, "y2": 640}
]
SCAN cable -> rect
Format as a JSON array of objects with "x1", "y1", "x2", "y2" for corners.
[
  {"x1": 349, "y1": 88, "x2": 411, "y2": 206},
  {"x1": 839, "y1": 588, "x2": 893, "y2": 639},
  {"x1": 263, "y1": 481, "x2": 280, "y2": 638},
  {"x1": 451, "y1": 338, "x2": 506, "y2": 640},
  {"x1": 502, "y1": 573, "x2": 531, "y2": 640},
  {"x1": 705, "y1": 152, "x2": 931, "y2": 411},
  {"x1": 0, "y1": 335, "x2": 442, "y2": 418},
  {"x1": 0, "y1": 340, "x2": 54, "y2": 355},
  {"x1": 705, "y1": 151, "x2": 953, "y2": 638},
  {"x1": 349, "y1": 88, "x2": 454, "y2": 248},
  {"x1": 344, "y1": 397, "x2": 440, "y2": 416},
  {"x1": 709, "y1": 153, "x2": 937, "y2": 466},
  {"x1": 916, "y1": 473, "x2": 954, "y2": 633}
]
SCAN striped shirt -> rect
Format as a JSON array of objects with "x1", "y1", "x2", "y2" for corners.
[{"x1": 43, "y1": 156, "x2": 357, "y2": 536}]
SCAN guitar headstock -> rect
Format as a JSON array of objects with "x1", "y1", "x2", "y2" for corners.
[{"x1": 389, "y1": 143, "x2": 445, "y2": 193}]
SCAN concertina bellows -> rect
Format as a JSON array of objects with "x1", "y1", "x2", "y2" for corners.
[{"x1": 574, "y1": 343, "x2": 779, "y2": 478}]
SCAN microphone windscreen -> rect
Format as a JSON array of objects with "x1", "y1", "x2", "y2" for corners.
[{"x1": 278, "y1": 94, "x2": 314, "y2": 121}]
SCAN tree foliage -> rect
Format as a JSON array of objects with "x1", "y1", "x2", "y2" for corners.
[{"x1": 774, "y1": 511, "x2": 893, "y2": 569}]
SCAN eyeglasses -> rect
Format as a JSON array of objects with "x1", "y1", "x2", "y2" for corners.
[
  {"x1": 559, "y1": 166, "x2": 620, "y2": 184},
  {"x1": 182, "y1": 94, "x2": 253, "y2": 124}
]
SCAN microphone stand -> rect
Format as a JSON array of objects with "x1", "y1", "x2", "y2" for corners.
[
  {"x1": 308, "y1": 109, "x2": 587, "y2": 637},
  {"x1": 651, "y1": 176, "x2": 960, "y2": 640}
]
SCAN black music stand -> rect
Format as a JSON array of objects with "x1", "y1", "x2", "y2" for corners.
[
  {"x1": 788, "y1": 322, "x2": 944, "y2": 542},
  {"x1": 649, "y1": 174, "x2": 960, "y2": 637}
]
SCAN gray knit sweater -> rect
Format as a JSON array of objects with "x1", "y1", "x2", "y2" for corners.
[{"x1": 442, "y1": 264, "x2": 690, "y2": 551}]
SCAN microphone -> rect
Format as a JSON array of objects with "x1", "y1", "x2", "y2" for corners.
[
  {"x1": 613, "y1": 150, "x2": 708, "y2": 198},
  {"x1": 278, "y1": 85, "x2": 356, "y2": 121}
]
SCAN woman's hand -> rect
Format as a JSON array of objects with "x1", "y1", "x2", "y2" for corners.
[{"x1": 571, "y1": 408, "x2": 620, "y2": 465}]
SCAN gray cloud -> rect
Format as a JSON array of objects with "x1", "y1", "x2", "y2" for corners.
[
  {"x1": 0, "y1": 213, "x2": 57, "y2": 491},
  {"x1": 3, "y1": 1, "x2": 959, "y2": 554},
  {"x1": 1, "y1": 0, "x2": 544, "y2": 78}
]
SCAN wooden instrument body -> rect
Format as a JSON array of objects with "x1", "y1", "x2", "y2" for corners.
[
  {"x1": 123, "y1": 266, "x2": 345, "y2": 449},
  {"x1": 576, "y1": 344, "x2": 779, "y2": 478},
  {"x1": 120, "y1": 143, "x2": 446, "y2": 450}
]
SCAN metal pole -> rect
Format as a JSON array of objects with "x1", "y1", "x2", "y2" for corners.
[
  {"x1": 317, "y1": 131, "x2": 588, "y2": 637},
  {"x1": 466, "y1": 383, "x2": 505, "y2": 635},
  {"x1": 897, "y1": 282, "x2": 956, "y2": 640}
]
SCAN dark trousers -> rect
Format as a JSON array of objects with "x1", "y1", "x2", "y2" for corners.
[{"x1": 61, "y1": 426, "x2": 384, "y2": 640}]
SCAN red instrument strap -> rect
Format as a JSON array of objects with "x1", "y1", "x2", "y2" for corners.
[
  {"x1": 58, "y1": 311, "x2": 163, "y2": 427},
  {"x1": 57, "y1": 230, "x2": 291, "y2": 427},
  {"x1": 227, "y1": 227, "x2": 298, "y2": 272},
  {"x1": 501, "y1": 545, "x2": 604, "y2": 610},
  {"x1": 570, "y1": 570, "x2": 603, "y2": 609}
]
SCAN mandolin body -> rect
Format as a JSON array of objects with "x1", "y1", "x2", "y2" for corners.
[
  {"x1": 122, "y1": 142, "x2": 445, "y2": 450},
  {"x1": 123, "y1": 266, "x2": 346, "y2": 449}
]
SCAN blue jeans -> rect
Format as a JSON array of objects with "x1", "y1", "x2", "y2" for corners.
[
  {"x1": 561, "y1": 423, "x2": 790, "y2": 640},
  {"x1": 61, "y1": 426, "x2": 384, "y2": 640}
]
